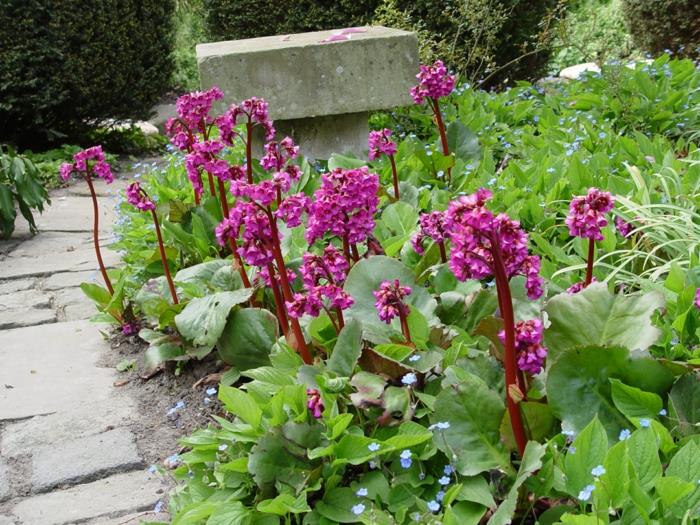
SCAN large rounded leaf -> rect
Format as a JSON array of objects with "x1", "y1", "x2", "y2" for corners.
[
  {"x1": 546, "y1": 345, "x2": 675, "y2": 439},
  {"x1": 217, "y1": 308, "x2": 279, "y2": 369},
  {"x1": 544, "y1": 283, "x2": 664, "y2": 361},
  {"x1": 343, "y1": 256, "x2": 439, "y2": 343}
]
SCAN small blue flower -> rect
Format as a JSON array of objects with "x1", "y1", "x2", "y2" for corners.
[
  {"x1": 351, "y1": 503, "x2": 365, "y2": 515},
  {"x1": 427, "y1": 500, "x2": 441, "y2": 512},
  {"x1": 436, "y1": 490, "x2": 445, "y2": 502},
  {"x1": 356, "y1": 487, "x2": 368, "y2": 497},
  {"x1": 591, "y1": 465, "x2": 606, "y2": 477},
  {"x1": 154, "y1": 501, "x2": 165, "y2": 513},
  {"x1": 402, "y1": 373, "x2": 417, "y2": 386},
  {"x1": 659, "y1": 409, "x2": 667, "y2": 416},
  {"x1": 619, "y1": 429, "x2": 631, "y2": 441},
  {"x1": 436, "y1": 170, "x2": 444, "y2": 178},
  {"x1": 203, "y1": 397, "x2": 211, "y2": 405},
  {"x1": 444, "y1": 465, "x2": 454, "y2": 475},
  {"x1": 400, "y1": 449, "x2": 412, "y2": 469},
  {"x1": 429, "y1": 421, "x2": 451, "y2": 431},
  {"x1": 438, "y1": 475, "x2": 451, "y2": 485},
  {"x1": 598, "y1": 132, "x2": 606, "y2": 139},
  {"x1": 147, "y1": 465, "x2": 157, "y2": 474},
  {"x1": 408, "y1": 354, "x2": 421, "y2": 362},
  {"x1": 175, "y1": 400, "x2": 185, "y2": 409},
  {"x1": 218, "y1": 444, "x2": 228, "y2": 451},
  {"x1": 206, "y1": 387, "x2": 217, "y2": 396},
  {"x1": 578, "y1": 484, "x2": 595, "y2": 502},
  {"x1": 569, "y1": 446, "x2": 576, "y2": 454},
  {"x1": 369, "y1": 460, "x2": 378, "y2": 469},
  {"x1": 640, "y1": 418, "x2": 651, "y2": 428},
  {"x1": 368, "y1": 442, "x2": 380, "y2": 452}
]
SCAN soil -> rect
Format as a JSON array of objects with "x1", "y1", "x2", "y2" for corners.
[{"x1": 99, "y1": 332, "x2": 228, "y2": 466}]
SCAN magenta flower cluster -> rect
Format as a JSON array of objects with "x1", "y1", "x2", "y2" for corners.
[
  {"x1": 498, "y1": 318, "x2": 548, "y2": 375},
  {"x1": 287, "y1": 246, "x2": 354, "y2": 319},
  {"x1": 216, "y1": 202, "x2": 274, "y2": 267},
  {"x1": 696, "y1": 288, "x2": 700, "y2": 310},
  {"x1": 445, "y1": 189, "x2": 544, "y2": 300},
  {"x1": 306, "y1": 388, "x2": 324, "y2": 419},
  {"x1": 368, "y1": 128, "x2": 397, "y2": 161},
  {"x1": 565, "y1": 188, "x2": 615, "y2": 241},
  {"x1": 410, "y1": 60, "x2": 456, "y2": 104},
  {"x1": 373, "y1": 279, "x2": 412, "y2": 324},
  {"x1": 306, "y1": 167, "x2": 380, "y2": 245},
  {"x1": 125, "y1": 182, "x2": 155, "y2": 212},
  {"x1": 59, "y1": 146, "x2": 113, "y2": 183},
  {"x1": 411, "y1": 211, "x2": 447, "y2": 255},
  {"x1": 567, "y1": 277, "x2": 597, "y2": 295},
  {"x1": 615, "y1": 216, "x2": 633, "y2": 238}
]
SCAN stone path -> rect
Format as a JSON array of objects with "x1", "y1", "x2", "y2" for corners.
[{"x1": 0, "y1": 178, "x2": 169, "y2": 524}]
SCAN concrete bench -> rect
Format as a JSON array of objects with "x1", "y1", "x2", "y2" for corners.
[{"x1": 196, "y1": 26, "x2": 419, "y2": 159}]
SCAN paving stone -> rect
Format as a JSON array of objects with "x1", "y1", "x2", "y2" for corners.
[
  {"x1": 0, "y1": 515, "x2": 16, "y2": 525},
  {"x1": 0, "y1": 320, "x2": 115, "y2": 421},
  {"x1": 0, "y1": 460, "x2": 9, "y2": 502},
  {"x1": 31, "y1": 428, "x2": 142, "y2": 492},
  {"x1": 0, "y1": 247, "x2": 120, "y2": 280},
  {"x1": 0, "y1": 279, "x2": 35, "y2": 295},
  {"x1": 86, "y1": 511, "x2": 169, "y2": 524},
  {"x1": 32, "y1": 194, "x2": 117, "y2": 233},
  {"x1": 0, "y1": 289, "x2": 55, "y2": 330},
  {"x1": 43, "y1": 271, "x2": 99, "y2": 291},
  {"x1": 11, "y1": 471, "x2": 164, "y2": 525},
  {"x1": 0, "y1": 289, "x2": 51, "y2": 310},
  {"x1": 1, "y1": 399, "x2": 135, "y2": 458},
  {"x1": 52, "y1": 287, "x2": 97, "y2": 321},
  {"x1": 7, "y1": 231, "x2": 93, "y2": 258},
  {"x1": 65, "y1": 177, "x2": 129, "y2": 198}
]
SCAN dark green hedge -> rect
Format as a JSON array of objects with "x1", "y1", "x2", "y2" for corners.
[
  {"x1": 622, "y1": 0, "x2": 700, "y2": 57},
  {"x1": 0, "y1": 0, "x2": 175, "y2": 147},
  {"x1": 204, "y1": 0, "x2": 379, "y2": 41}
]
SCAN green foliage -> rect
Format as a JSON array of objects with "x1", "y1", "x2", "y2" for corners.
[
  {"x1": 0, "y1": 146, "x2": 50, "y2": 238},
  {"x1": 172, "y1": 0, "x2": 208, "y2": 91},
  {"x1": 621, "y1": 0, "x2": 700, "y2": 58},
  {"x1": 0, "y1": 0, "x2": 175, "y2": 147},
  {"x1": 203, "y1": 0, "x2": 378, "y2": 41}
]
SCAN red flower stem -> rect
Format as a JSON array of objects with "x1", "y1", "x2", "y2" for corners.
[
  {"x1": 266, "y1": 262, "x2": 289, "y2": 336},
  {"x1": 150, "y1": 209, "x2": 178, "y2": 304},
  {"x1": 491, "y1": 239, "x2": 527, "y2": 457},
  {"x1": 217, "y1": 178, "x2": 230, "y2": 218},
  {"x1": 227, "y1": 239, "x2": 253, "y2": 290},
  {"x1": 342, "y1": 235, "x2": 352, "y2": 264},
  {"x1": 430, "y1": 97, "x2": 452, "y2": 183},
  {"x1": 389, "y1": 155, "x2": 400, "y2": 199},
  {"x1": 438, "y1": 242, "x2": 447, "y2": 263},
  {"x1": 206, "y1": 172, "x2": 216, "y2": 198},
  {"x1": 193, "y1": 187, "x2": 201, "y2": 205},
  {"x1": 584, "y1": 238, "x2": 595, "y2": 287},
  {"x1": 265, "y1": 208, "x2": 313, "y2": 364},
  {"x1": 399, "y1": 311, "x2": 413, "y2": 345},
  {"x1": 335, "y1": 307, "x2": 345, "y2": 331},
  {"x1": 351, "y1": 243, "x2": 360, "y2": 262},
  {"x1": 246, "y1": 122, "x2": 254, "y2": 184},
  {"x1": 84, "y1": 174, "x2": 114, "y2": 295}
]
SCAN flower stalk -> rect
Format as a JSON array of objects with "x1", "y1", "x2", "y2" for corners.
[
  {"x1": 151, "y1": 209, "x2": 179, "y2": 305},
  {"x1": 84, "y1": 173, "x2": 114, "y2": 294}
]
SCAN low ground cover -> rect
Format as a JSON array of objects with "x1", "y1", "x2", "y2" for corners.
[{"x1": 69, "y1": 55, "x2": 700, "y2": 523}]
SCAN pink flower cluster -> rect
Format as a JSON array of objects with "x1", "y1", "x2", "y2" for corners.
[
  {"x1": 565, "y1": 188, "x2": 615, "y2": 241},
  {"x1": 696, "y1": 288, "x2": 700, "y2": 310},
  {"x1": 498, "y1": 319, "x2": 548, "y2": 375},
  {"x1": 223, "y1": 97, "x2": 275, "y2": 142},
  {"x1": 411, "y1": 211, "x2": 447, "y2": 255},
  {"x1": 368, "y1": 129, "x2": 397, "y2": 161},
  {"x1": 59, "y1": 146, "x2": 113, "y2": 183},
  {"x1": 185, "y1": 139, "x2": 233, "y2": 197},
  {"x1": 410, "y1": 60, "x2": 456, "y2": 105},
  {"x1": 306, "y1": 167, "x2": 379, "y2": 245},
  {"x1": 373, "y1": 279, "x2": 412, "y2": 324},
  {"x1": 615, "y1": 216, "x2": 633, "y2": 238},
  {"x1": 125, "y1": 182, "x2": 155, "y2": 212},
  {"x1": 307, "y1": 388, "x2": 324, "y2": 418},
  {"x1": 567, "y1": 277, "x2": 597, "y2": 295},
  {"x1": 445, "y1": 189, "x2": 544, "y2": 300},
  {"x1": 287, "y1": 246, "x2": 354, "y2": 319},
  {"x1": 175, "y1": 86, "x2": 223, "y2": 131},
  {"x1": 216, "y1": 202, "x2": 274, "y2": 267}
]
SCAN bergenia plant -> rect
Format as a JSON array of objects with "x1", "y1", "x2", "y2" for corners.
[
  {"x1": 565, "y1": 187, "x2": 615, "y2": 292},
  {"x1": 445, "y1": 188, "x2": 544, "y2": 456},
  {"x1": 368, "y1": 128, "x2": 400, "y2": 199},
  {"x1": 125, "y1": 182, "x2": 178, "y2": 304},
  {"x1": 410, "y1": 60, "x2": 456, "y2": 181},
  {"x1": 411, "y1": 210, "x2": 448, "y2": 263},
  {"x1": 59, "y1": 146, "x2": 115, "y2": 294},
  {"x1": 374, "y1": 279, "x2": 413, "y2": 344}
]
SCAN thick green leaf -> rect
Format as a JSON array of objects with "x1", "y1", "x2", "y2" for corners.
[
  {"x1": 603, "y1": 441, "x2": 630, "y2": 508},
  {"x1": 544, "y1": 283, "x2": 664, "y2": 360},
  {"x1": 344, "y1": 256, "x2": 439, "y2": 343},
  {"x1": 315, "y1": 487, "x2": 362, "y2": 523},
  {"x1": 668, "y1": 373, "x2": 700, "y2": 437},
  {"x1": 546, "y1": 346, "x2": 675, "y2": 439},
  {"x1": 218, "y1": 385, "x2": 262, "y2": 429},
  {"x1": 256, "y1": 493, "x2": 310, "y2": 515},
  {"x1": 248, "y1": 428, "x2": 312, "y2": 492},
  {"x1": 144, "y1": 342, "x2": 186, "y2": 369},
  {"x1": 433, "y1": 367, "x2": 511, "y2": 476},
  {"x1": 655, "y1": 476, "x2": 694, "y2": 508},
  {"x1": 610, "y1": 378, "x2": 663, "y2": 421},
  {"x1": 80, "y1": 282, "x2": 112, "y2": 307},
  {"x1": 217, "y1": 308, "x2": 279, "y2": 369},
  {"x1": 205, "y1": 502, "x2": 251, "y2": 525},
  {"x1": 665, "y1": 440, "x2": 700, "y2": 517},
  {"x1": 327, "y1": 319, "x2": 363, "y2": 377},
  {"x1": 444, "y1": 502, "x2": 487, "y2": 525},
  {"x1": 564, "y1": 417, "x2": 608, "y2": 497},
  {"x1": 175, "y1": 289, "x2": 252, "y2": 347},
  {"x1": 627, "y1": 427, "x2": 661, "y2": 490},
  {"x1": 446, "y1": 121, "x2": 481, "y2": 162}
]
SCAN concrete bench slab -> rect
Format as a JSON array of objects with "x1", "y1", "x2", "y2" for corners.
[{"x1": 197, "y1": 26, "x2": 419, "y2": 159}]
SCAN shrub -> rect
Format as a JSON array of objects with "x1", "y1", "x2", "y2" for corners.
[
  {"x1": 622, "y1": 0, "x2": 700, "y2": 57},
  {"x1": 382, "y1": 0, "x2": 562, "y2": 86},
  {"x1": 0, "y1": 0, "x2": 175, "y2": 148},
  {"x1": 203, "y1": 0, "x2": 379, "y2": 41}
]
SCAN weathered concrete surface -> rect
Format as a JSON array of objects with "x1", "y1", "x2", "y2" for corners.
[
  {"x1": 0, "y1": 247, "x2": 119, "y2": 280},
  {"x1": 1, "y1": 401, "x2": 135, "y2": 458},
  {"x1": 0, "y1": 307, "x2": 57, "y2": 330},
  {"x1": 32, "y1": 195, "x2": 116, "y2": 233},
  {"x1": 0, "y1": 289, "x2": 51, "y2": 310},
  {"x1": 43, "y1": 270, "x2": 97, "y2": 291},
  {"x1": 87, "y1": 511, "x2": 170, "y2": 525},
  {"x1": 0, "y1": 461, "x2": 9, "y2": 502},
  {"x1": 559, "y1": 62, "x2": 601, "y2": 79},
  {"x1": 52, "y1": 287, "x2": 97, "y2": 321},
  {"x1": 0, "y1": 321, "x2": 115, "y2": 420},
  {"x1": 10, "y1": 471, "x2": 164, "y2": 525},
  {"x1": 198, "y1": 26, "x2": 418, "y2": 158},
  {"x1": 31, "y1": 428, "x2": 142, "y2": 492},
  {"x1": 0, "y1": 279, "x2": 34, "y2": 295}
]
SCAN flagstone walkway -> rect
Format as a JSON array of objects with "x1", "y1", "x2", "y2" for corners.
[{"x1": 0, "y1": 177, "x2": 169, "y2": 524}]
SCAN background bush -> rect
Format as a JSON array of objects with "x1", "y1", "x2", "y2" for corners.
[
  {"x1": 0, "y1": 0, "x2": 175, "y2": 148},
  {"x1": 622, "y1": 0, "x2": 700, "y2": 58},
  {"x1": 204, "y1": 0, "x2": 379, "y2": 41}
]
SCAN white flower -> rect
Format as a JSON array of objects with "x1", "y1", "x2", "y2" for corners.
[
  {"x1": 401, "y1": 373, "x2": 417, "y2": 386},
  {"x1": 619, "y1": 429, "x2": 631, "y2": 441},
  {"x1": 351, "y1": 503, "x2": 365, "y2": 515},
  {"x1": 640, "y1": 418, "x2": 651, "y2": 428},
  {"x1": 578, "y1": 484, "x2": 595, "y2": 502},
  {"x1": 368, "y1": 442, "x2": 380, "y2": 452},
  {"x1": 591, "y1": 465, "x2": 605, "y2": 477},
  {"x1": 427, "y1": 500, "x2": 440, "y2": 512},
  {"x1": 438, "y1": 476, "x2": 451, "y2": 486},
  {"x1": 356, "y1": 487, "x2": 368, "y2": 497}
]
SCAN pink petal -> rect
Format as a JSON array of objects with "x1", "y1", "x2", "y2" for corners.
[
  {"x1": 321, "y1": 33, "x2": 351, "y2": 43},
  {"x1": 340, "y1": 27, "x2": 368, "y2": 35}
]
